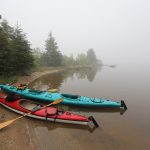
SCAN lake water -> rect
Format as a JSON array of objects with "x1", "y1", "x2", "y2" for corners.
[
  {"x1": 1, "y1": 64, "x2": 150, "y2": 150},
  {"x1": 28, "y1": 64, "x2": 150, "y2": 150}
]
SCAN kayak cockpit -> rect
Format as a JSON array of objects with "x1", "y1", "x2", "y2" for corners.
[
  {"x1": 27, "y1": 89, "x2": 45, "y2": 95},
  {"x1": 19, "y1": 100, "x2": 43, "y2": 110},
  {"x1": 19, "y1": 100, "x2": 59, "y2": 115},
  {"x1": 61, "y1": 94, "x2": 80, "y2": 99}
]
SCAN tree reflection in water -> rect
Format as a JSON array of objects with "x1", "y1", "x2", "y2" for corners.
[{"x1": 29, "y1": 67, "x2": 102, "y2": 91}]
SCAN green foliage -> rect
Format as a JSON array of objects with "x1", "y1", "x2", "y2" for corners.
[
  {"x1": 87, "y1": 48, "x2": 97, "y2": 65},
  {"x1": 62, "y1": 54, "x2": 76, "y2": 66},
  {"x1": 42, "y1": 33, "x2": 63, "y2": 66},
  {"x1": 76, "y1": 53, "x2": 89, "y2": 65},
  {"x1": 32, "y1": 48, "x2": 42, "y2": 67},
  {"x1": 62, "y1": 49, "x2": 101, "y2": 67},
  {"x1": 0, "y1": 19, "x2": 34, "y2": 76},
  {"x1": 0, "y1": 21, "x2": 12, "y2": 75},
  {"x1": 0, "y1": 18, "x2": 102, "y2": 76},
  {"x1": 0, "y1": 75, "x2": 18, "y2": 83},
  {"x1": 11, "y1": 25, "x2": 34, "y2": 73}
]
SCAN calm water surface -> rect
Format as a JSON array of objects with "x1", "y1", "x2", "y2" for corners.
[{"x1": 29, "y1": 64, "x2": 150, "y2": 150}]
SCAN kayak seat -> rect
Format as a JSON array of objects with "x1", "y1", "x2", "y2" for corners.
[
  {"x1": 31, "y1": 105, "x2": 42, "y2": 112},
  {"x1": 46, "y1": 107, "x2": 57, "y2": 116}
]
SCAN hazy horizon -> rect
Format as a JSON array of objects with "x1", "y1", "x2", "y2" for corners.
[{"x1": 0, "y1": 0, "x2": 150, "y2": 64}]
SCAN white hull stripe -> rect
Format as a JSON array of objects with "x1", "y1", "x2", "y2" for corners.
[{"x1": 0, "y1": 102, "x2": 89, "y2": 125}]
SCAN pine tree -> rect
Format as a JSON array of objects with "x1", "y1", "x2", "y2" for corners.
[
  {"x1": 11, "y1": 25, "x2": 34, "y2": 73},
  {"x1": 0, "y1": 19, "x2": 34, "y2": 76},
  {"x1": 0, "y1": 20, "x2": 13, "y2": 75},
  {"x1": 44, "y1": 33, "x2": 62, "y2": 66},
  {"x1": 87, "y1": 49, "x2": 97, "y2": 65}
]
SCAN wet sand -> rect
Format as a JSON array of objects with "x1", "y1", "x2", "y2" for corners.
[{"x1": 0, "y1": 106, "x2": 36, "y2": 150}]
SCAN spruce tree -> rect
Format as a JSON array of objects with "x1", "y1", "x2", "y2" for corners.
[
  {"x1": 11, "y1": 25, "x2": 34, "y2": 73},
  {"x1": 0, "y1": 20, "x2": 13, "y2": 75},
  {"x1": 44, "y1": 33, "x2": 62, "y2": 66},
  {"x1": 0, "y1": 19, "x2": 34, "y2": 75},
  {"x1": 87, "y1": 49, "x2": 97, "y2": 65}
]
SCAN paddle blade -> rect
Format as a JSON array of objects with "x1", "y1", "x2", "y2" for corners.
[
  {"x1": 0, "y1": 116, "x2": 23, "y2": 130},
  {"x1": 49, "y1": 98, "x2": 63, "y2": 106}
]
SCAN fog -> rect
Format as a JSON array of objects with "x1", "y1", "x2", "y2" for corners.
[{"x1": 0, "y1": 0, "x2": 150, "y2": 64}]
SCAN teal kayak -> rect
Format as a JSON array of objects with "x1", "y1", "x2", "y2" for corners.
[{"x1": 0, "y1": 84, "x2": 127, "y2": 109}]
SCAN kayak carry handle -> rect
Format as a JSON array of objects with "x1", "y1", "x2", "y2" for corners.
[
  {"x1": 88, "y1": 116, "x2": 99, "y2": 128},
  {"x1": 121, "y1": 100, "x2": 127, "y2": 110}
]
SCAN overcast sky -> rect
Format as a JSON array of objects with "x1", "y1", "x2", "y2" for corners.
[{"x1": 0, "y1": 0, "x2": 150, "y2": 64}]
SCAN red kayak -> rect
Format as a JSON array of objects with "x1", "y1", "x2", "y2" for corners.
[{"x1": 0, "y1": 94, "x2": 99, "y2": 128}]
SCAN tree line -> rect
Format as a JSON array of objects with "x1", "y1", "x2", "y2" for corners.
[
  {"x1": 34, "y1": 33, "x2": 102, "y2": 67},
  {"x1": 0, "y1": 17, "x2": 102, "y2": 76},
  {"x1": 0, "y1": 19, "x2": 33, "y2": 76}
]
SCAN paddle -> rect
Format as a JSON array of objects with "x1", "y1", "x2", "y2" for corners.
[{"x1": 0, "y1": 98, "x2": 63, "y2": 130}]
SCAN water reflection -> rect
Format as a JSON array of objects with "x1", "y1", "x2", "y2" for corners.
[
  {"x1": 29, "y1": 67, "x2": 101, "y2": 90},
  {"x1": 57, "y1": 104, "x2": 126, "y2": 115},
  {"x1": 104, "y1": 64, "x2": 117, "y2": 68},
  {"x1": 75, "y1": 67, "x2": 100, "y2": 82},
  {"x1": 27, "y1": 117, "x2": 98, "y2": 133},
  {"x1": 29, "y1": 72, "x2": 64, "y2": 91}
]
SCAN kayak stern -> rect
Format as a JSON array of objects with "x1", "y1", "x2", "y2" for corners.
[{"x1": 121, "y1": 100, "x2": 127, "y2": 110}]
